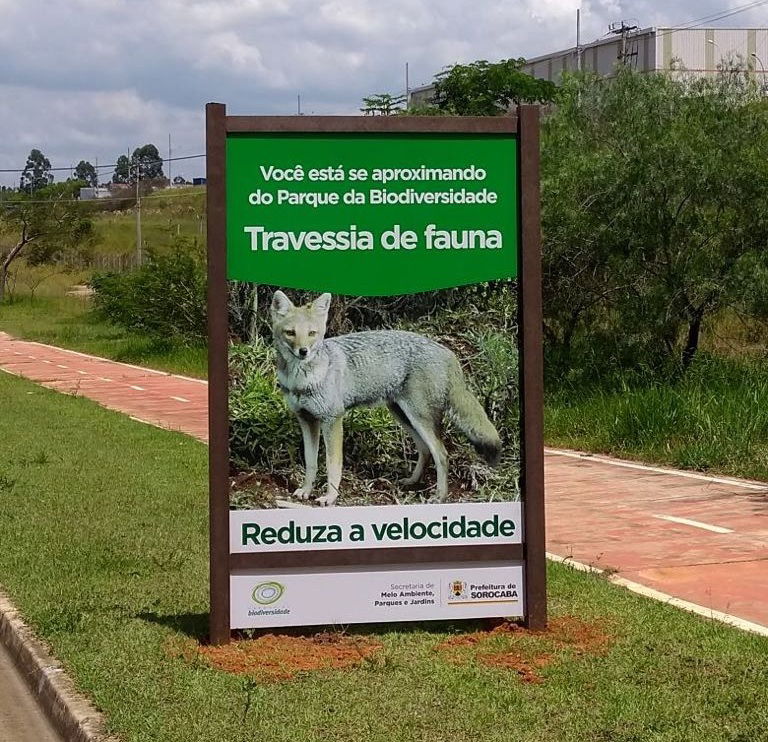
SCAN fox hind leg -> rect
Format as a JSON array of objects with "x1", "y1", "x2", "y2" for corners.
[
  {"x1": 294, "y1": 414, "x2": 320, "y2": 500},
  {"x1": 388, "y1": 402, "x2": 430, "y2": 487},
  {"x1": 396, "y1": 400, "x2": 449, "y2": 502},
  {"x1": 318, "y1": 416, "x2": 344, "y2": 506}
]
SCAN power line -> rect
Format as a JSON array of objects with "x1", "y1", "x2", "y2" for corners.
[
  {"x1": 658, "y1": 0, "x2": 768, "y2": 38},
  {"x1": 0, "y1": 189, "x2": 206, "y2": 207},
  {"x1": 0, "y1": 153, "x2": 205, "y2": 174}
]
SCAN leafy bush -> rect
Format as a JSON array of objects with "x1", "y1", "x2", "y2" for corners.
[
  {"x1": 91, "y1": 237, "x2": 206, "y2": 343},
  {"x1": 541, "y1": 66, "x2": 768, "y2": 375}
]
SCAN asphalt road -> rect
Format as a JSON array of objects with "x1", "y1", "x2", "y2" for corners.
[{"x1": 0, "y1": 642, "x2": 61, "y2": 742}]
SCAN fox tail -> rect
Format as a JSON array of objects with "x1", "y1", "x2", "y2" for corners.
[{"x1": 447, "y1": 370, "x2": 502, "y2": 466}]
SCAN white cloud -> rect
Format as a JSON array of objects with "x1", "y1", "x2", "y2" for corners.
[{"x1": 0, "y1": 0, "x2": 762, "y2": 183}]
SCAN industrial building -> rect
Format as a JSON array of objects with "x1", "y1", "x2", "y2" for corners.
[{"x1": 408, "y1": 26, "x2": 768, "y2": 106}]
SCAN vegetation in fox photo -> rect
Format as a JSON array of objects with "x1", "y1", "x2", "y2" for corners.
[{"x1": 228, "y1": 280, "x2": 520, "y2": 509}]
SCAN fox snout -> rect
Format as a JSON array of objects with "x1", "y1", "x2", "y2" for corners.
[{"x1": 298, "y1": 347, "x2": 309, "y2": 359}]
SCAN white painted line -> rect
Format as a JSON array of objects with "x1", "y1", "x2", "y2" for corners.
[
  {"x1": 653, "y1": 514, "x2": 733, "y2": 534},
  {"x1": 21, "y1": 338, "x2": 207, "y2": 383},
  {"x1": 546, "y1": 448, "x2": 768, "y2": 491},
  {"x1": 129, "y1": 385, "x2": 145, "y2": 391},
  {"x1": 546, "y1": 552, "x2": 768, "y2": 637},
  {"x1": 100, "y1": 377, "x2": 113, "y2": 383},
  {"x1": 128, "y1": 415, "x2": 155, "y2": 427},
  {"x1": 13, "y1": 351, "x2": 21, "y2": 355},
  {"x1": 41, "y1": 360, "x2": 53, "y2": 364},
  {"x1": 170, "y1": 396, "x2": 190, "y2": 403},
  {"x1": 26, "y1": 355, "x2": 35, "y2": 359},
  {"x1": 56, "y1": 364, "x2": 68, "y2": 369},
  {"x1": 76, "y1": 370, "x2": 89, "y2": 376}
]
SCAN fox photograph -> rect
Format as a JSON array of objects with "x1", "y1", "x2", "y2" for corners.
[{"x1": 228, "y1": 280, "x2": 520, "y2": 509}]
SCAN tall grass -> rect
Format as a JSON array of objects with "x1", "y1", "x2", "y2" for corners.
[{"x1": 546, "y1": 353, "x2": 768, "y2": 480}]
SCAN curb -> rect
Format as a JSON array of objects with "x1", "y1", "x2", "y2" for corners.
[
  {"x1": 546, "y1": 553, "x2": 768, "y2": 638},
  {"x1": 0, "y1": 589, "x2": 117, "y2": 742}
]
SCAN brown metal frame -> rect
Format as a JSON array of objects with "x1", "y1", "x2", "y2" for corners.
[{"x1": 206, "y1": 103, "x2": 546, "y2": 644}]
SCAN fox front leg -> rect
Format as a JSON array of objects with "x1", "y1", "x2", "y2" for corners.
[
  {"x1": 317, "y1": 416, "x2": 344, "y2": 506},
  {"x1": 293, "y1": 415, "x2": 320, "y2": 500}
]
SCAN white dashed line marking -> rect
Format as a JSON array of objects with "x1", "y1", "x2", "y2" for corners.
[
  {"x1": 170, "y1": 396, "x2": 190, "y2": 403},
  {"x1": 76, "y1": 370, "x2": 89, "y2": 375},
  {"x1": 130, "y1": 385, "x2": 145, "y2": 391},
  {"x1": 56, "y1": 364, "x2": 68, "y2": 369},
  {"x1": 41, "y1": 360, "x2": 53, "y2": 364},
  {"x1": 100, "y1": 377, "x2": 113, "y2": 382},
  {"x1": 653, "y1": 514, "x2": 733, "y2": 534}
]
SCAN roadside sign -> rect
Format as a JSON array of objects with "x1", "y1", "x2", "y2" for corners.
[{"x1": 206, "y1": 105, "x2": 545, "y2": 643}]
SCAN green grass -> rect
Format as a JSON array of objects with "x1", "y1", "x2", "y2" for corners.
[
  {"x1": 0, "y1": 187, "x2": 207, "y2": 261},
  {"x1": 93, "y1": 186, "x2": 206, "y2": 257},
  {"x1": 1, "y1": 370, "x2": 767, "y2": 741},
  {"x1": 545, "y1": 354, "x2": 768, "y2": 481},
  {"x1": 0, "y1": 295, "x2": 206, "y2": 377}
]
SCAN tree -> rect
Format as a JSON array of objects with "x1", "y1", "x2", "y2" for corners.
[
  {"x1": 131, "y1": 143, "x2": 164, "y2": 180},
  {"x1": 19, "y1": 149, "x2": 53, "y2": 193},
  {"x1": 73, "y1": 160, "x2": 98, "y2": 187},
  {"x1": 541, "y1": 67, "x2": 768, "y2": 370},
  {"x1": 0, "y1": 182, "x2": 95, "y2": 301},
  {"x1": 361, "y1": 93, "x2": 405, "y2": 116},
  {"x1": 432, "y1": 59, "x2": 556, "y2": 115},
  {"x1": 112, "y1": 154, "x2": 131, "y2": 184}
]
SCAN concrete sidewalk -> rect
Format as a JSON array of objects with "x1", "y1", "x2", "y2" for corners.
[
  {"x1": 0, "y1": 641, "x2": 61, "y2": 742},
  {"x1": 1, "y1": 331, "x2": 767, "y2": 632}
]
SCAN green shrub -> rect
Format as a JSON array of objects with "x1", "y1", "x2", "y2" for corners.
[{"x1": 90, "y1": 238, "x2": 206, "y2": 343}]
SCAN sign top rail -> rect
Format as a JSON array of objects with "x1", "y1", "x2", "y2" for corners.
[{"x1": 222, "y1": 113, "x2": 519, "y2": 134}]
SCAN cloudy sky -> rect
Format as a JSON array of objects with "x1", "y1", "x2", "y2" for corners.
[{"x1": 1, "y1": 0, "x2": 765, "y2": 186}]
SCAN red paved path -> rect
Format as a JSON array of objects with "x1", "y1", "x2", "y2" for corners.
[{"x1": 1, "y1": 331, "x2": 767, "y2": 631}]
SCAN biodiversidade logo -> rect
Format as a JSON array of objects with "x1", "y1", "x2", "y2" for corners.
[{"x1": 252, "y1": 581, "x2": 285, "y2": 605}]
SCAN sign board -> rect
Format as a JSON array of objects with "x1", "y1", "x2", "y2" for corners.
[{"x1": 206, "y1": 105, "x2": 545, "y2": 643}]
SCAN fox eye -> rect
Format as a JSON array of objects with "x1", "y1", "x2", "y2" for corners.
[
  {"x1": 308, "y1": 331, "x2": 317, "y2": 337},
  {"x1": 285, "y1": 330, "x2": 296, "y2": 337}
]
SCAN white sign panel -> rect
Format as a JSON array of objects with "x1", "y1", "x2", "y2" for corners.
[
  {"x1": 231, "y1": 562, "x2": 524, "y2": 629},
  {"x1": 230, "y1": 502, "x2": 522, "y2": 553}
]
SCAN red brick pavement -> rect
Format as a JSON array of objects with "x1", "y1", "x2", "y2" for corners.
[{"x1": 2, "y1": 331, "x2": 767, "y2": 632}]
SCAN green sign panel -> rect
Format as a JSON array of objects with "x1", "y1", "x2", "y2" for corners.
[{"x1": 225, "y1": 133, "x2": 519, "y2": 295}]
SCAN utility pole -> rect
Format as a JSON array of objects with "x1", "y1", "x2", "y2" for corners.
[
  {"x1": 609, "y1": 20, "x2": 638, "y2": 66},
  {"x1": 405, "y1": 62, "x2": 410, "y2": 106},
  {"x1": 297, "y1": 93, "x2": 302, "y2": 116},
  {"x1": 134, "y1": 162, "x2": 142, "y2": 265},
  {"x1": 168, "y1": 133, "x2": 172, "y2": 186},
  {"x1": 576, "y1": 9, "x2": 582, "y2": 72}
]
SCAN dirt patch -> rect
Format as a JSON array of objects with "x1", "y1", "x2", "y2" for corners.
[
  {"x1": 168, "y1": 631, "x2": 383, "y2": 682},
  {"x1": 436, "y1": 616, "x2": 614, "y2": 683}
]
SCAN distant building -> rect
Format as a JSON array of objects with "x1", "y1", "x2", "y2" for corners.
[
  {"x1": 408, "y1": 27, "x2": 768, "y2": 106},
  {"x1": 192, "y1": 177, "x2": 207, "y2": 186},
  {"x1": 523, "y1": 27, "x2": 768, "y2": 83},
  {"x1": 79, "y1": 186, "x2": 111, "y2": 200}
]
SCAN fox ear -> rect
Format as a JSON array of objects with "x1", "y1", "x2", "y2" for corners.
[
  {"x1": 271, "y1": 290, "x2": 294, "y2": 318},
  {"x1": 312, "y1": 292, "x2": 332, "y2": 317}
]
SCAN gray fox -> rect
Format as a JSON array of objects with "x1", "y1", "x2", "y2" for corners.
[{"x1": 270, "y1": 290, "x2": 501, "y2": 506}]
